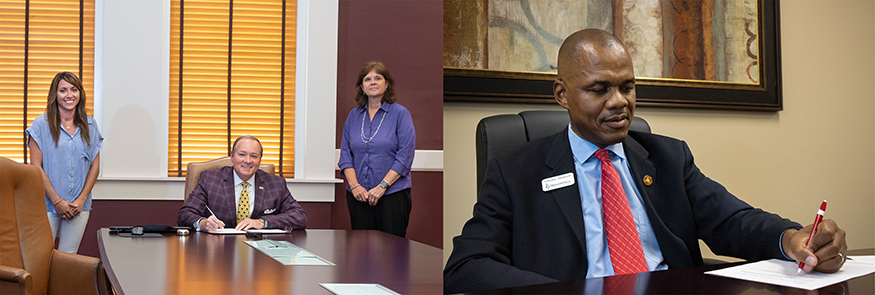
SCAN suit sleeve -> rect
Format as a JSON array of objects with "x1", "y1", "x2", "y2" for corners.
[
  {"x1": 259, "y1": 177, "x2": 308, "y2": 231},
  {"x1": 681, "y1": 141, "x2": 801, "y2": 261},
  {"x1": 178, "y1": 176, "x2": 209, "y2": 227},
  {"x1": 443, "y1": 158, "x2": 558, "y2": 293}
]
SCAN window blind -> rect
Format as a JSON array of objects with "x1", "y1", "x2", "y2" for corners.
[
  {"x1": 169, "y1": 0, "x2": 296, "y2": 177},
  {"x1": 0, "y1": 0, "x2": 95, "y2": 163}
]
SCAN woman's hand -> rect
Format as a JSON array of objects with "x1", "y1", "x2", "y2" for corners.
[
  {"x1": 368, "y1": 186, "x2": 387, "y2": 206},
  {"x1": 54, "y1": 200, "x2": 75, "y2": 220},
  {"x1": 352, "y1": 185, "x2": 370, "y2": 203},
  {"x1": 68, "y1": 198, "x2": 85, "y2": 217}
]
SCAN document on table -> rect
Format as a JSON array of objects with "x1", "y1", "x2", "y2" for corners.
[
  {"x1": 208, "y1": 228, "x2": 290, "y2": 234},
  {"x1": 705, "y1": 256, "x2": 875, "y2": 290},
  {"x1": 320, "y1": 284, "x2": 400, "y2": 295},
  {"x1": 243, "y1": 239, "x2": 335, "y2": 266}
]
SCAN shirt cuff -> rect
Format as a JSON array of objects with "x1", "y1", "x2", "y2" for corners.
[
  {"x1": 779, "y1": 226, "x2": 804, "y2": 260},
  {"x1": 194, "y1": 217, "x2": 204, "y2": 232}
]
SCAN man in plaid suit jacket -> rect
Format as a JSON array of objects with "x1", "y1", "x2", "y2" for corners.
[{"x1": 178, "y1": 135, "x2": 307, "y2": 231}]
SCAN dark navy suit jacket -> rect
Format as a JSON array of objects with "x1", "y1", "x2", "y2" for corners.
[
  {"x1": 177, "y1": 166, "x2": 307, "y2": 231},
  {"x1": 444, "y1": 128, "x2": 800, "y2": 293}
]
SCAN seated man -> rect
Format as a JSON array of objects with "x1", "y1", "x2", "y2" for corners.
[
  {"x1": 443, "y1": 29, "x2": 847, "y2": 293},
  {"x1": 178, "y1": 135, "x2": 307, "y2": 231}
]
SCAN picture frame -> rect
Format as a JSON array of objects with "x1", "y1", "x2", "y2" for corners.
[{"x1": 444, "y1": 0, "x2": 782, "y2": 111}]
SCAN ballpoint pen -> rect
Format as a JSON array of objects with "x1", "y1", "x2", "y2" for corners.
[
  {"x1": 204, "y1": 205, "x2": 222, "y2": 229},
  {"x1": 205, "y1": 205, "x2": 217, "y2": 218},
  {"x1": 798, "y1": 200, "x2": 827, "y2": 275}
]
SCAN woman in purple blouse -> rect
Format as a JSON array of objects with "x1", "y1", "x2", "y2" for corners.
[{"x1": 338, "y1": 61, "x2": 415, "y2": 237}]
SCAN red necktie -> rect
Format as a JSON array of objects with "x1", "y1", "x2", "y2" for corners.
[{"x1": 595, "y1": 149, "x2": 648, "y2": 275}]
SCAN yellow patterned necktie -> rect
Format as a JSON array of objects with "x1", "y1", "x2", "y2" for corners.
[{"x1": 237, "y1": 182, "x2": 250, "y2": 224}]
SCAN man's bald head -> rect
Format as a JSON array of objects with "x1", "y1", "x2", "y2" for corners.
[
  {"x1": 557, "y1": 29, "x2": 629, "y2": 78},
  {"x1": 553, "y1": 29, "x2": 636, "y2": 148}
]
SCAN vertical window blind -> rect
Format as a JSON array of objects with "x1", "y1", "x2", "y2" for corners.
[
  {"x1": 169, "y1": 0, "x2": 296, "y2": 177},
  {"x1": 0, "y1": 0, "x2": 95, "y2": 163}
]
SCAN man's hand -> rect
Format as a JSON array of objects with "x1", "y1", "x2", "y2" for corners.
[
  {"x1": 235, "y1": 218, "x2": 265, "y2": 231},
  {"x1": 199, "y1": 215, "x2": 225, "y2": 232},
  {"x1": 782, "y1": 219, "x2": 847, "y2": 273}
]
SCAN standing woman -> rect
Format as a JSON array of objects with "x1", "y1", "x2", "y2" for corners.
[
  {"x1": 338, "y1": 61, "x2": 415, "y2": 237},
  {"x1": 26, "y1": 72, "x2": 103, "y2": 254}
]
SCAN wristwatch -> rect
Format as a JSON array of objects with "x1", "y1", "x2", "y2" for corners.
[{"x1": 379, "y1": 179, "x2": 389, "y2": 189}]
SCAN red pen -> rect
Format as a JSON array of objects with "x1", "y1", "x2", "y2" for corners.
[{"x1": 797, "y1": 200, "x2": 827, "y2": 275}]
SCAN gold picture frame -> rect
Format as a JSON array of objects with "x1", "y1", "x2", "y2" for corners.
[{"x1": 444, "y1": 0, "x2": 782, "y2": 111}]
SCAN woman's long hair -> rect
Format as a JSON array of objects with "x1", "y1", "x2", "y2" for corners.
[
  {"x1": 354, "y1": 61, "x2": 396, "y2": 107},
  {"x1": 45, "y1": 72, "x2": 91, "y2": 146}
]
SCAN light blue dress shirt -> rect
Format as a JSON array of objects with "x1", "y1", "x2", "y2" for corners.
[{"x1": 567, "y1": 126, "x2": 668, "y2": 278}]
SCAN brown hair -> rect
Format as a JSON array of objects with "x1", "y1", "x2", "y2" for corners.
[
  {"x1": 354, "y1": 61, "x2": 396, "y2": 107},
  {"x1": 45, "y1": 72, "x2": 91, "y2": 147},
  {"x1": 231, "y1": 135, "x2": 263, "y2": 156}
]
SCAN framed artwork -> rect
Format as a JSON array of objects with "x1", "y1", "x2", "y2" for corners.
[{"x1": 444, "y1": 0, "x2": 782, "y2": 111}]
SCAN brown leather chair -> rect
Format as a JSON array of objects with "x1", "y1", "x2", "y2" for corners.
[
  {"x1": 0, "y1": 157, "x2": 111, "y2": 295},
  {"x1": 183, "y1": 157, "x2": 276, "y2": 200}
]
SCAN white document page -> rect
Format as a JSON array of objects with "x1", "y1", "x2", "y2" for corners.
[
  {"x1": 208, "y1": 228, "x2": 246, "y2": 234},
  {"x1": 705, "y1": 256, "x2": 875, "y2": 290},
  {"x1": 208, "y1": 228, "x2": 291, "y2": 234},
  {"x1": 320, "y1": 284, "x2": 400, "y2": 295}
]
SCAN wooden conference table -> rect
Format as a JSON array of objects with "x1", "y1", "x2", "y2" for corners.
[
  {"x1": 475, "y1": 249, "x2": 874, "y2": 294},
  {"x1": 98, "y1": 228, "x2": 443, "y2": 294}
]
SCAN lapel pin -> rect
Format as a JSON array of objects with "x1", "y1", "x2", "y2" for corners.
[
  {"x1": 643, "y1": 175, "x2": 653, "y2": 186},
  {"x1": 259, "y1": 186, "x2": 264, "y2": 190}
]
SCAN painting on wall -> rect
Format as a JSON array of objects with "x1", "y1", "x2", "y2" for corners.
[{"x1": 444, "y1": 0, "x2": 782, "y2": 111}]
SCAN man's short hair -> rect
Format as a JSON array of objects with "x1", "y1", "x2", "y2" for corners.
[{"x1": 231, "y1": 135, "x2": 263, "y2": 156}]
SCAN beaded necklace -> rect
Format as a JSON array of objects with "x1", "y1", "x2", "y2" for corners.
[{"x1": 360, "y1": 109, "x2": 387, "y2": 143}]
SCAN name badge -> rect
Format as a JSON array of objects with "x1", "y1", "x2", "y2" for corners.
[{"x1": 542, "y1": 173, "x2": 575, "y2": 192}]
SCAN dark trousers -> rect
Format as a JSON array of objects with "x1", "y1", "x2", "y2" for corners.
[{"x1": 346, "y1": 188, "x2": 411, "y2": 238}]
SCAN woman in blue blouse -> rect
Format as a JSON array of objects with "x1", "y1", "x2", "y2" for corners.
[
  {"x1": 27, "y1": 72, "x2": 103, "y2": 254},
  {"x1": 338, "y1": 62, "x2": 415, "y2": 237}
]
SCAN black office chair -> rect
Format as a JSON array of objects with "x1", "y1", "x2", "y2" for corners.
[{"x1": 474, "y1": 110, "x2": 650, "y2": 192}]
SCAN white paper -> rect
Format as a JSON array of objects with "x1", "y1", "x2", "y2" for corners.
[
  {"x1": 208, "y1": 228, "x2": 246, "y2": 234},
  {"x1": 705, "y1": 256, "x2": 875, "y2": 290},
  {"x1": 207, "y1": 228, "x2": 290, "y2": 234},
  {"x1": 319, "y1": 284, "x2": 400, "y2": 295},
  {"x1": 247, "y1": 229, "x2": 290, "y2": 234}
]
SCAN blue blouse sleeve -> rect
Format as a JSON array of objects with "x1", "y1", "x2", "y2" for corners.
[
  {"x1": 337, "y1": 108, "x2": 356, "y2": 175},
  {"x1": 86, "y1": 115, "x2": 104, "y2": 161},
  {"x1": 25, "y1": 114, "x2": 47, "y2": 150},
  {"x1": 389, "y1": 106, "x2": 415, "y2": 176}
]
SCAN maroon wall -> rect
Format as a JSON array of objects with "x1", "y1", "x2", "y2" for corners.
[
  {"x1": 333, "y1": 0, "x2": 444, "y2": 248},
  {"x1": 335, "y1": 0, "x2": 444, "y2": 150}
]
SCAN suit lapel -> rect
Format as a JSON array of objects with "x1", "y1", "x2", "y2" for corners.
[
  {"x1": 624, "y1": 134, "x2": 691, "y2": 267},
  {"x1": 545, "y1": 129, "x2": 588, "y2": 255},
  {"x1": 252, "y1": 171, "x2": 266, "y2": 218}
]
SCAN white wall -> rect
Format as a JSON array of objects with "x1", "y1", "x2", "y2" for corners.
[
  {"x1": 93, "y1": 0, "x2": 340, "y2": 201},
  {"x1": 443, "y1": 0, "x2": 875, "y2": 263}
]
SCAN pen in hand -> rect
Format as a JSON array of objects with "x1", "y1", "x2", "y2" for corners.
[
  {"x1": 204, "y1": 205, "x2": 224, "y2": 230},
  {"x1": 798, "y1": 200, "x2": 827, "y2": 275}
]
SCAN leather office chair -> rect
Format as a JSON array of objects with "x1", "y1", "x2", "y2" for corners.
[
  {"x1": 0, "y1": 157, "x2": 111, "y2": 295},
  {"x1": 183, "y1": 157, "x2": 276, "y2": 200},
  {"x1": 475, "y1": 110, "x2": 650, "y2": 192}
]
